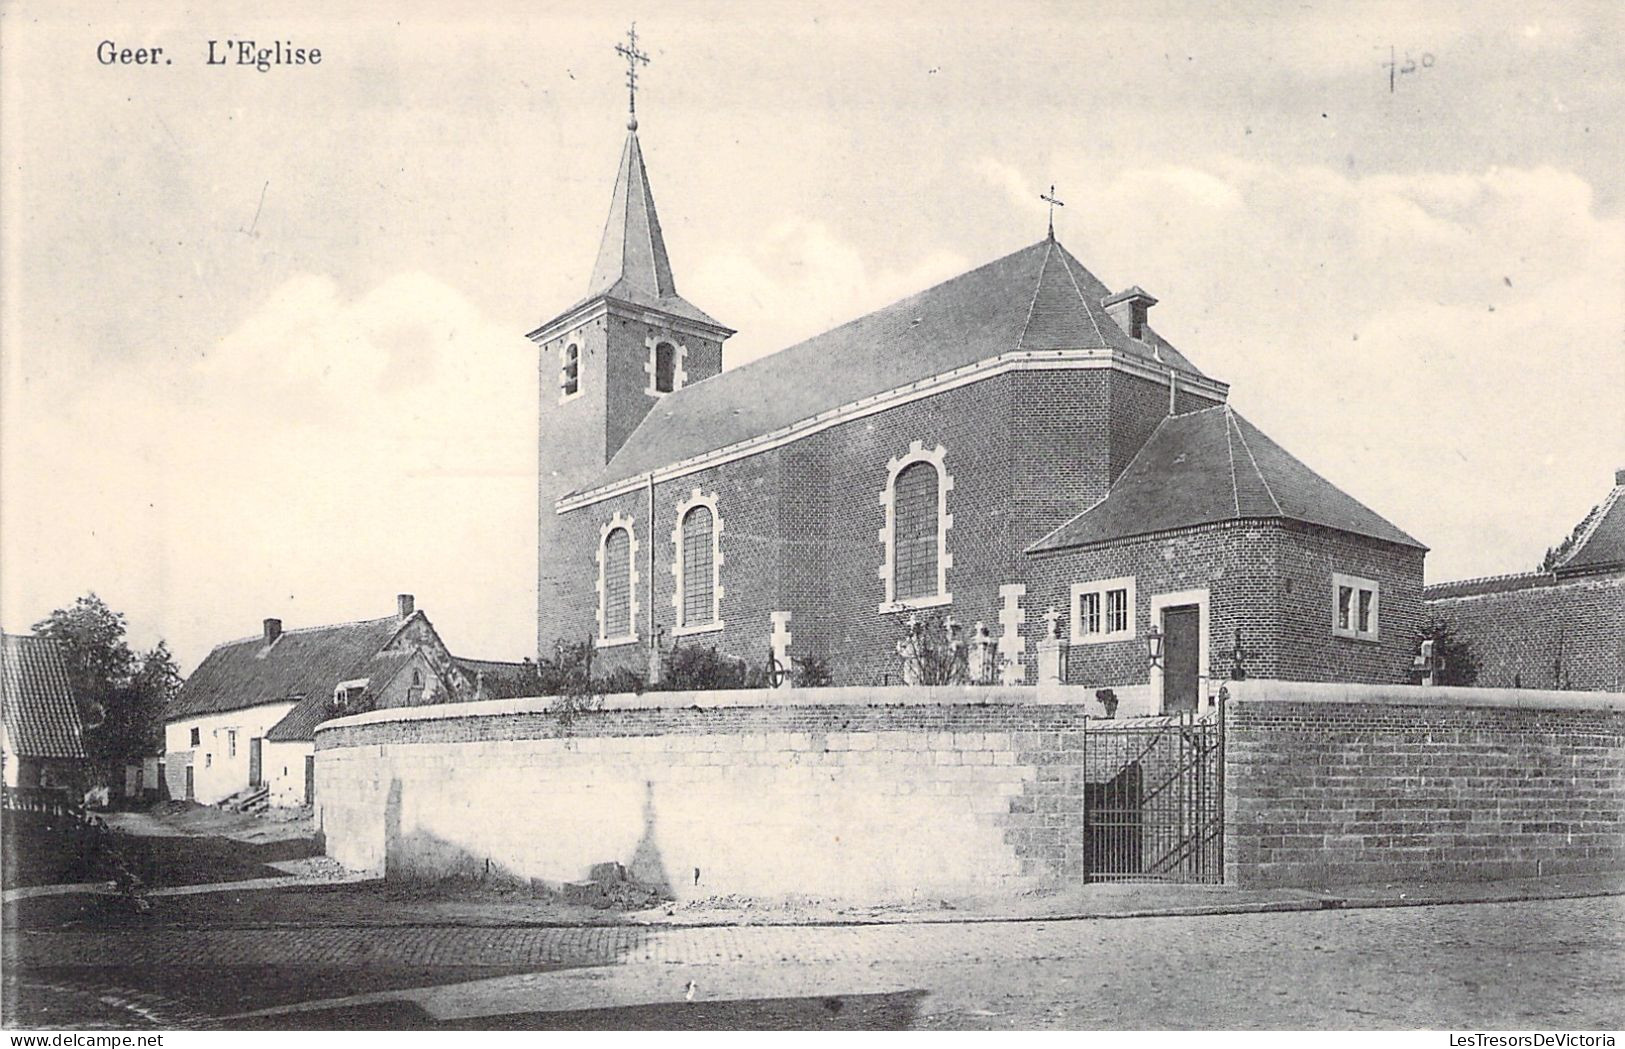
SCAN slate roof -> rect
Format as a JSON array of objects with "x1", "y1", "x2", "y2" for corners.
[
  {"x1": 263, "y1": 650, "x2": 418, "y2": 744},
  {"x1": 1029, "y1": 405, "x2": 1425, "y2": 554},
  {"x1": 1, "y1": 634, "x2": 88, "y2": 761},
  {"x1": 574, "y1": 237, "x2": 1210, "y2": 495},
  {"x1": 1554, "y1": 473, "x2": 1625, "y2": 577},
  {"x1": 169, "y1": 616, "x2": 404, "y2": 721},
  {"x1": 548, "y1": 130, "x2": 726, "y2": 331},
  {"x1": 1423, "y1": 572, "x2": 1558, "y2": 600}
]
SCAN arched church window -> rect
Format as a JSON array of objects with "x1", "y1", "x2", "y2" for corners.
[
  {"x1": 681, "y1": 505, "x2": 715, "y2": 625},
  {"x1": 879, "y1": 442, "x2": 953, "y2": 613},
  {"x1": 602, "y1": 526, "x2": 633, "y2": 638},
  {"x1": 654, "y1": 342, "x2": 676, "y2": 393},
  {"x1": 892, "y1": 461, "x2": 940, "y2": 600},
  {"x1": 561, "y1": 343, "x2": 580, "y2": 399}
]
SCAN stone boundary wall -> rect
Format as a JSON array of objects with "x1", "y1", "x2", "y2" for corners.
[
  {"x1": 1223, "y1": 681, "x2": 1625, "y2": 887},
  {"x1": 316, "y1": 686, "x2": 1135, "y2": 901}
]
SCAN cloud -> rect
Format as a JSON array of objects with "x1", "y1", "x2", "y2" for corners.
[
  {"x1": 690, "y1": 218, "x2": 969, "y2": 367},
  {"x1": 1053, "y1": 156, "x2": 1624, "y2": 581},
  {"x1": 1, "y1": 273, "x2": 539, "y2": 667}
]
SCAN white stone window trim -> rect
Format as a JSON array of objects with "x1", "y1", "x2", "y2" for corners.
[
  {"x1": 670, "y1": 488, "x2": 725, "y2": 636},
  {"x1": 877, "y1": 440, "x2": 954, "y2": 614},
  {"x1": 559, "y1": 341, "x2": 583, "y2": 404},
  {"x1": 596, "y1": 512, "x2": 641, "y2": 648},
  {"x1": 1070, "y1": 575, "x2": 1137, "y2": 645},
  {"x1": 1332, "y1": 571, "x2": 1380, "y2": 642},
  {"x1": 1148, "y1": 588, "x2": 1211, "y2": 712},
  {"x1": 644, "y1": 334, "x2": 688, "y2": 397}
]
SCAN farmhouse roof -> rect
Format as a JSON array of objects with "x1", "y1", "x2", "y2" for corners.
[
  {"x1": 1028, "y1": 405, "x2": 1425, "y2": 554},
  {"x1": 0, "y1": 634, "x2": 88, "y2": 761},
  {"x1": 575, "y1": 237, "x2": 1211, "y2": 494},
  {"x1": 263, "y1": 651, "x2": 421, "y2": 744},
  {"x1": 169, "y1": 616, "x2": 405, "y2": 721}
]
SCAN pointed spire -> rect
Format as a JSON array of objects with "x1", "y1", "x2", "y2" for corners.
[{"x1": 587, "y1": 129, "x2": 679, "y2": 301}]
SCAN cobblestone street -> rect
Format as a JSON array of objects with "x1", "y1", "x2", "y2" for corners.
[{"x1": 4, "y1": 895, "x2": 1623, "y2": 1029}]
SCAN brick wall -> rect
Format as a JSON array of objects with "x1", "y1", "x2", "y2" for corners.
[
  {"x1": 1426, "y1": 574, "x2": 1625, "y2": 692},
  {"x1": 1024, "y1": 520, "x2": 1425, "y2": 699},
  {"x1": 1223, "y1": 681, "x2": 1625, "y2": 887},
  {"x1": 316, "y1": 688, "x2": 1110, "y2": 900},
  {"x1": 546, "y1": 367, "x2": 1226, "y2": 685}
]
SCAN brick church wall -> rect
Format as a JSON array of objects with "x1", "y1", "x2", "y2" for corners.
[
  {"x1": 548, "y1": 366, "x2": 1230, "y2": 686},
  {"x1": 1425, "y1": 573, "x2": 1625, "y2": 692},
  {"x1": 1023, "y1": 520, "x2": 1424, "y2": 701},
  {"x1": 1223, "y1": 682, "x2": 1625, "y2": 887}
]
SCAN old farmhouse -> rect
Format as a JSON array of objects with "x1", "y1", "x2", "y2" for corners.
[
  {"x1": 165, "y1": 595, "x2": 474, "y2": 806},
  {"x1": 528, "y1": 106, "x2": 1426, "y2": 712},
  {"x1": 1, "y1": 633, "x2": 88, "y2": 793}
]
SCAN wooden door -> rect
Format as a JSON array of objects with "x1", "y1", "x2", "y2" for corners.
[
  {"x1": 304, "y1": 754, "x2": 315, "y2": 806},
  {"x1": 184, "y1": 765, "x2": 194, "y2": 800},
  {"x1": 1161, "y1": 605, "x2": 1201, "y2": 713},
  {"x1": 249, "y1": 737, "x2": 263, "y2": 787}
]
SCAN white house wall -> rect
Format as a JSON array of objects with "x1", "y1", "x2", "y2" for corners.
[
  {"x1": 163, "y1": 703, "x2": 295, "y2": 805},
  {"x1": 263, "y1": 739, "x2": 314, "y2": 808}
]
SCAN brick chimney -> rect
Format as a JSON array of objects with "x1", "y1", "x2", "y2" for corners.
[
  {"x1": 397, "y1": 593, "x2": 415, "y2": 619},
  {"x1": 1615, "y1": 468, "x2": 1625, "y2": 487},
  {"x1": 263, "y1": 618, "x2": 282, "y2": 646},
  {"x1": 1103, "y1": 286, "x2": 1158, "y2": 341}
]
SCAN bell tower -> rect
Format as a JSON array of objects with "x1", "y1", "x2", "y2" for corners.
[{"x1": 525, "y1": 26, "x2": 734, "y2": 652}]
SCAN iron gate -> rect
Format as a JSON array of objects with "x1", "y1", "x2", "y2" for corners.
[{"x1": 1083, "y1": 710, "x2": 1223, "y2": 883}]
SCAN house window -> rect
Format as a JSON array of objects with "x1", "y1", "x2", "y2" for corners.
[
  {"x1": 205, "y1": 753, "x2": 212, "y2": 768},
  {"x1": 560, "y1": 343, "x2": 580, "y2": 399},
  {"x1": 1332, "y1": 573, "x2": 1380, "y2": 641},
  {"x1": 407, "y1": 669, "x2": 425, "y2": 705},
  {"x1": 1071, "y1": 577, "x2": 1136, "y2": 644},
  {"x1": 879, "y1": 442, "x2": 953, "y2": 612},
  {"x1": 596, "y1": 512, "x2": 640, "y2": 644},
  {"x1": 228, "y1": 730, "x2": 237, "y2": 758},
  {"x1": 190, "y1": 727, "x2": 200, "y2": 747}
]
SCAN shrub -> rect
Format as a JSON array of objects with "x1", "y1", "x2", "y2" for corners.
[
  {"x1": 895, "y1": 614, "x2": 968, "y2": 686},
  {"x1": 659, "y1": 644, "x2": 746, "y2": 691},
  {"x1": 791, "y1": 654, "x2": 834, "y2": 688}
]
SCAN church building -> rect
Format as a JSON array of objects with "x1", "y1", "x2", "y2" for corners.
[{"x1": 528, "y1": 83, "x2": 1427, "y2": 712}]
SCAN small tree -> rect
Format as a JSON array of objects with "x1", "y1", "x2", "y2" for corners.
[
  {"x1": 32, "y1": 594, "x2": 177, "y2": 771},
  {"x1": 895, "y1": 614, "x2": 968, "y2": 686},
  {"x1": 1418, "y1": 613, "x2": 1480, "y2": 687}
]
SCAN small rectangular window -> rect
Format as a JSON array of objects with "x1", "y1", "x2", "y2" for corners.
[
  {"x1": 228, "y1": 730, "x2": 237, "y2": 757},
  {"x1": 190, "y1": 727, "x2": 200, "y2": 747},
  {"x1": 205, "y1": 753, "x2": 212, "y2": 768},
  {"x1": 1070, "y1": 577, "x2": 1136, "y2": 645},
  {"x1": 1106, "y1": 589, "x2": 1129, "y2": 634},
  {"x1": 1332, "y1": 573, "x2": 1379, "y2": 641},
  {"x1": 1078, "y1": 592, "x2": 1100, "y2": 636}
]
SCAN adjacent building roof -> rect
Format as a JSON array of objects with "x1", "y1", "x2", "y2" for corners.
[
  {"x1": 264, "y1": 650, "x2": 420, "y2": 744},
  {"x1": 548, "y1": 129, "x2": 726, "y2": 331},
  {"x1": 1554, "y1": 471, "x2": 1625, "y2": 578},
  {"x1": 574, "y1": 236, "x2": 1212, "y2": 496},
  {"x1": 1029, "y1": 405, "x2": 1425, "y2": 554},
  {"x1": 169, "y1": 616, "x2": 404, "y2": 721},
  {"x1": 1, "y1": 634, "x2": 88, "y2": 761}
]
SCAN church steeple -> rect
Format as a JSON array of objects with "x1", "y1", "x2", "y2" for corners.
[{"x1": 587, "y1": 130, "x2": 679, "y2": 302}]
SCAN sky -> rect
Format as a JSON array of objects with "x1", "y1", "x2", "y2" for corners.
[{"x1": 1, "y1": 0, "x2": 1621, "y2": 671}]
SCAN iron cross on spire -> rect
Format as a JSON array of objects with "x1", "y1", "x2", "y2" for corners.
[
  {"x1": 615, "y1": 23, "x2": 651, "y2": 129},
  {"x1": 1040, "y1": 184, "x2": 1065, "y2": 240}
]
